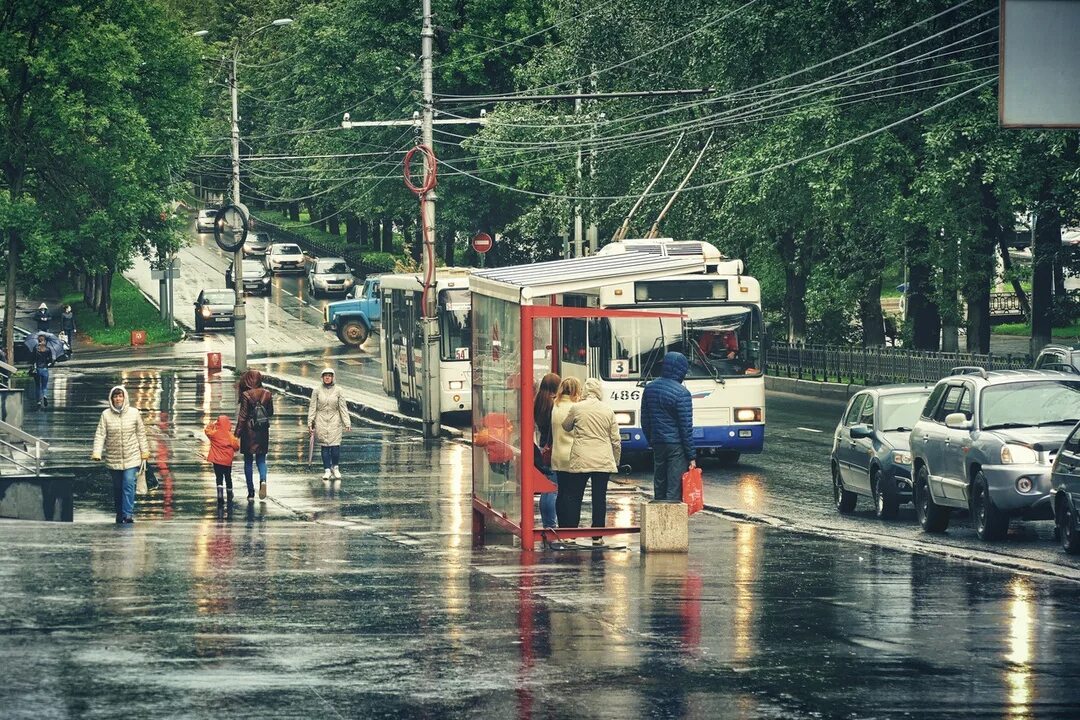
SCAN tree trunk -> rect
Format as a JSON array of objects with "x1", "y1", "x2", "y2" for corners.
[
  {"x1": 442, "y1": 228, "x2": 455, "y2": 266},
  {"x1": 858, "y1": 275, "x2": 886, "y2": 347},
  {"x1": 359, "y1": 218, "x2": 369, "y2": 248},
  {"x1": 83, "y1": 272, "x2": 94, "y2": 306},
  {"x1": 907, "y1": 229, "x2": 941, "y2": 350},
  {"x1": 288, "y1": 202, "x2": 300, "y2": 222},
  {"x1": 91, "y1": 274, "x2": 103, "y2": 311},
  {"x1": 997, "y1": 234, "x2": 1031, "y2": 317},
  {"x1": 381, "y1": 217, "x2": 394, "y2": 253},
  {"x1": 1031, "y1": 208, "x2": 1061, "y2": 353},
  {"x1": 345, "y1": 214, "x2": 359, "y2": 245},
  {"x1": 326, "y1": 211, "x2": 340, "y2": 236},
  {"x1": 1054, "y1": 246, "x2": 1067, "y2": 301},
  {"x1": 964, "y1": 187, "x2": 998, "y2": 354},
  {"x1": 777, "y1": 230, "x2": 809, "y2": 344}
]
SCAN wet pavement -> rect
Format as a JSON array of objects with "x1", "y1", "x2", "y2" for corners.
[{"x1": 4, "y1": 366, "x2": 1080, "y2": 718}]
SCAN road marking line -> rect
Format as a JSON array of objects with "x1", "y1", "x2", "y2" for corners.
[{"x1": 796, "y1": 426, "x2": 824, "y2": 433}]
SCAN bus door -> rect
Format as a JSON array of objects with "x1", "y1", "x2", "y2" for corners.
[{"x1": 404, "y1": 290, "x2": 423, "y2": 403}]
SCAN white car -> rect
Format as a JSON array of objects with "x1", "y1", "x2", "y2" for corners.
[
  {"x1": 196, "y1": 208, "x2": 218, "y2": 233},
  {"x1": 266, "y1": 243, "x2": 306, "y2": 274}
]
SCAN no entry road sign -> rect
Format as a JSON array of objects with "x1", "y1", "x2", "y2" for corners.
[{"x1": 472, "y1": 232, "x2": 493, "y2": 254}]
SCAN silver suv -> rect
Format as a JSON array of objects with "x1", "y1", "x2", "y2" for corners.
[{"x1": 910, "y1": 368, "x2": 1080, "y2": 541}]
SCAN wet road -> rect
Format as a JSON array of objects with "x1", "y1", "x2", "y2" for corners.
[{"x1": 4, "y1": 366, "x2": 1080, "y2": 718}]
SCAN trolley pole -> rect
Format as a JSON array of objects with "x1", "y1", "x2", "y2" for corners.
[
  {"x1": 420, "y1": 0, "x2": 441, "y2": 438},
  {"x1": 229, "y1": 51, "x2": 248, "y2": 373}
]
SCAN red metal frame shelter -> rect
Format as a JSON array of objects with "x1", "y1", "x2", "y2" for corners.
[{"x1": 469, "y1": 251, "x2": 704, "y2": 550}]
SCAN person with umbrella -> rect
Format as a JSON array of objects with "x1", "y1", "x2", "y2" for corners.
[{"x1": 30, "y1": 334, "x2": 55, "y2": 408}]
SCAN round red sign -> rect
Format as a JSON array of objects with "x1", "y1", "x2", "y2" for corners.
[{"x1": 472, "y1": 232, "x2": 493, "y2": 254}]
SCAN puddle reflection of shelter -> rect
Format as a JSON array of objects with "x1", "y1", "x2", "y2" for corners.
[{"x1": 469, "y1": 251, "x2": 704, "y2": 550}]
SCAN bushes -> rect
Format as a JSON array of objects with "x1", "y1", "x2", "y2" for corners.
[{"x1": 60, "y1": 275, "x2": 183, "y2": 346}]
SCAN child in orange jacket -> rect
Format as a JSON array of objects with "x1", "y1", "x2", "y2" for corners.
[{"x1": 205, "y1": 414, "x2": 240, "y2": 502}]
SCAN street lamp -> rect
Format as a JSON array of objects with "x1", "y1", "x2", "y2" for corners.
[{"x1": 195, "y1": 18, "x2": 293, "y2": 373}]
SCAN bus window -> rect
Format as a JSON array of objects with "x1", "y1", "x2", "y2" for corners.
[
  {"x1": 560, "y1": 295, "x2": 589, "y2": 365},
  {"x1": 439, "y1": 289, "x2": 472, "y2": 361}
]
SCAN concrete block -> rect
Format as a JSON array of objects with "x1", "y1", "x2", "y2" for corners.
[
  {"x1": 0, "y1": 477, "x2": 73, "y2": 522},
  {"x1": 640, "y1": 501, "x2": 688, "y2": 553}
]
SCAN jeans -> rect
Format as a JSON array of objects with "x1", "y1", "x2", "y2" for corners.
[
  {"x1": 653, "y1": 443, "x2": 689, "y2": 502},
  {"x1": 244, "y1": 453, "x2": 268, "y2": 495},
  {"x1": 36, "y1": 367, "x2": 49, "y2": 403},
  {"x1": 110, "y1": 466, "x2": 138, "y2": 519},
  {"x1": 539, "y1": 469, "x2": 558, "y2": 529},
  {"x1": 320, "y1": 445, "x2": 341, "y2": 469}
]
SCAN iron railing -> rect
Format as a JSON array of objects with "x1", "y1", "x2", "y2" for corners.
[
  {"x1": 0, "y1": 418, "x2": 49, "y2": 476},
  {"x1": 768, "y1": 342, "x2": 1031, "y2": 385}
]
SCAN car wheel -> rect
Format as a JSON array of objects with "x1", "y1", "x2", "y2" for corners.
[
  {"x1": 915, "y1": 465, "x2": 949, "y2": 533},
  {"x1": 1060, "y1": 501, "x2": 1080, "y2": 555},
  {"x1": 872, "y1": 468, "x2": 900, "y2": 520},
  {"x1": 971, "y1": 471, "x2": 1008, "y2": 541},
  {"x1": 832, "y1": 463, "x2": 857, "y2": 514},
  {"x1": 340, "y1": 320, "x2": 369, "y2": 346}
]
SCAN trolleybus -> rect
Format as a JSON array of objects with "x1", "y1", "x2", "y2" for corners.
[
  {"x1": 558, "y1": 239, "x2": 765, "y2": 464},
  {"x1": 380, "y1": 269, "x2": 473, "y2": 415}
]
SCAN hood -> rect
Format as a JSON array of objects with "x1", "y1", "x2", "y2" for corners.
[
  {"x1": 661, "y1": 352, "x2": 689, "y2": 382},
  {"x1": 37, "y1": 303, "x2": 48, "y2": 310},
  {"x1": 321, "y1": 367, "x2": 336, "y2": 385},
  {"x1": 108, "y1": 385, "x2": 129, "y2": 414},
  {"x1": 239, "y1": 369, "x2": 263, "y2": 391},
  {"x1": 583, "y1": 378, "x2": 603, "y2": 401},
  {"x1": 215, "y1": 414, "x2": 232, "y2": 432},
  {"x1": 985, "y1": 426, "x2": 1072, "y2": 453}
]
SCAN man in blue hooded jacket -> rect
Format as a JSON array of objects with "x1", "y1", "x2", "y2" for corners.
[{"x1": 640, "y1": 352, "x2": 695, "y2": 502}]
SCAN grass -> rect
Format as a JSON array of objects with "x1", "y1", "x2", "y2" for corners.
[
  {"x1": 60, "y1": 275, "x2": 184, "y2": 346},
  {"x1": 993, "y1": 319, "x2": 1080, "y2": 338}
]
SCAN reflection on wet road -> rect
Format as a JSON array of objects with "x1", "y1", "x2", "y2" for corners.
[{"x1": 4, "y1": 366, "x2": 1080, "y2": 717}]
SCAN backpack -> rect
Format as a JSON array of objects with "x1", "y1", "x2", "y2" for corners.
[{"x1": 248, "y1": 393, "x2": 270, "y2": 431}]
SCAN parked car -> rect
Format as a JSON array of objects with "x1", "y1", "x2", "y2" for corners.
[
  {"x1": 243, "y1": 231, "x2": 272, "y2": 257},
  {"x1": 193, "y1": 289, "x2": 236, "y2": 332},
  {"x1": 1034, "y1": 344, "x2": 1080, "y2": 374},
  {"x1": 1051, "y1": 421, "x2": 1080, "y2": 554},
  {"x1": 225, "y1": 258, "x2": 271, "y2": 296},
  {"x1": 266, "y1": 243, "x2": 306, "y2": 274},
  {"x1": 324, "y1": 276, "x2": 381, "y2": 345},
  {"x1": 0, "y1": 323, "x2": 71, "y2": 364},
  {"x1": 307, "y1": 257, "x2": 355, "y2": 298},
  {"x1": 910, "y1": 367, "x2": 1080, "y2": 541},
  {"x1": 831, "y1": 385, "x2": 932, "y2": 519},
  {"x1": 196, "y1": 208, "x2": 218, "y2": 233}
]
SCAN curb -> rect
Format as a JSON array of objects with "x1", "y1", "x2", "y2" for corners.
[
  {"x1": 254, "y1": 369, "x2": 464, "y2": 441},
  {"x1": 764, "y1": 375, "x2": 856, "y2": 401}
]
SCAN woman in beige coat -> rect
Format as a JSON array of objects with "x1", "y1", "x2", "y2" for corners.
[
  {"x1": 559, "y1": 378, "x2": 621, "y2": 543},
  {"x1": 551, "y1": 377, "x2": 581, "y2": 528},
  {"x1": 91, "y1": 385, "x2": 149, "y2": 524},
  {"x1": 308, "y1": 368, "x2": 351, "y2": 480}
]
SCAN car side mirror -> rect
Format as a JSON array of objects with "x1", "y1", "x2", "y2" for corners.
[
  {"x1": 849, "y1": 424, "x2": 873, "y2": 439},
  {"x1": 945, "y1": 412, "x2": 972, "y2": 430}
]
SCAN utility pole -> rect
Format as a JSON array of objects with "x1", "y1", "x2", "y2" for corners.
[
  {"x1": 573, "y1": 88, "x2": 583, "y2": 258},
  {"x1": 420, "y1": 0, "x2": 440, "y2": 438},
  {"x1": 229, "y1": 51, "x2": 248, "y2": 373},
  {"x1": 587, "y1": 68, "x2": 598, "y2": 255}
]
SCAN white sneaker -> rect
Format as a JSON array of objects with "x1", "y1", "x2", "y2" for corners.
[
  {"x1": 331, "y1": 466, "x2": 342, "y2": 480},
  {"x1": 322, "y1": 468, "x2": 332, "y2": 480}
]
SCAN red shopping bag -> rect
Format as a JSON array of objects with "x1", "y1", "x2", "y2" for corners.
[{"x1": 682, "y1": 467, "x2": 704, "y2": 515}]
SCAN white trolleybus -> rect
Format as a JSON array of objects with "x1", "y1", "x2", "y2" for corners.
[
  {"x1": 559, "y1": 239, "x2": 765, "y2": 464},
  {"x1": 380, "y1": 268, "x2": 473, "y2": 415}
]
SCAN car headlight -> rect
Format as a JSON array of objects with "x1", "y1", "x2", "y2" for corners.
[
  {"x1": 614, "y1": 411, "x2": 635, "y2": 426},
  {"x1": 448, "y1": 380, "x2": 464, "y2": 390},
  {"x1": 261, "y1": 277, "x2": 270, "y2": 284},
  {"x1": 200, "y1": 306, "x2": 211, "y2": 318},
  {"x1": 1001, "y1": 443, "x2": 1039, "y2": 464},
  {"x1": 892, "y1": 450, "x2": 912, "y2": 466},
  {"x1": 734, "y1": 407, "x2": 762, "y2": 422}
]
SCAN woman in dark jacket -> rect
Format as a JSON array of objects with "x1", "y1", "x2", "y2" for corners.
[{"x1": 236, "y1": 369, "x2": 274, "y2": 500}]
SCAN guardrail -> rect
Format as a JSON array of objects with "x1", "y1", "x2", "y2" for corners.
[
  {"x1": 768, "y1": 342, "x2": 1031, "y2": 385},
  {"x1": 0, "y1": 418, "x2": 49, "y2": 476},
  {"x1": 989, "y1": 292, "x2": 1028, "y2": 320}
]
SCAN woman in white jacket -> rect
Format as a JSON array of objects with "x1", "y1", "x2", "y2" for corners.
[
  {"x1": 91, "y1": 386, "x2": 149, "y2": 524},
  {"x1": 560, "y1": 378, "x2": 621, "y2": 544},
  {"x1": 550, "y1": 377, "x2": 582, "y2": 529},
  {"x1": 308, "y1": 368, "x2": 351, "y2": 480}
]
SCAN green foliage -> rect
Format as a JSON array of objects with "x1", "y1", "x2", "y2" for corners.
[{"x1": 60, "y1": 276, "x2": 183, "y2": 345}]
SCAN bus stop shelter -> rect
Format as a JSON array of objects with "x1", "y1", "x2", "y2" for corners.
[{"x1": 469, "y1": 250, "x2": 705, "y2": 550}]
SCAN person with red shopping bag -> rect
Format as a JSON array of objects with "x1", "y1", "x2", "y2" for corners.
[{"x1": 640, "y1": 352, "x2": 696, "y2": 504}]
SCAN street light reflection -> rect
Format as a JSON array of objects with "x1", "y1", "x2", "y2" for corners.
[
  {"x1": 1005, "y1": 576, "x2": 1034, "y2": 717},
  {"x1": 734, "y1": 522, "x2": 759, "y2": 661},
  {"x1": 737, "y1": 472, "x2": 764, "y2": 513}
]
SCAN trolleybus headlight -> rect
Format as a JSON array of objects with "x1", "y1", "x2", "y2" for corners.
[
  {"x1": 614, "y1": 411, "x2": 634, "y2": 426},
  {"x1": 734, "y1": 407, "x2": 761, "y2": 422}
]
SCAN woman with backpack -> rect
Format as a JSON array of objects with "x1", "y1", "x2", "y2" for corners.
[{"x1": 237, "y1": 369, "x2": 274, "y2": 500}]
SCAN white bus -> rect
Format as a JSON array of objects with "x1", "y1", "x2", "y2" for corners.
[
  {"x1": 380, "y1": 269, "x2": 472, "y2": 415},
  {"x1": 558, "y1": 240, "x2": 765, "y2": 464}
]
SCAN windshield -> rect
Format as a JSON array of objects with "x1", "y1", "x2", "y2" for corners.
[
  {"x1": 275, "y1": 244, "x2": 301, "y2": 255},
  {"x1": 981, "y1": 380, "x2": 1080, "y2": 429},
  {"x1": 600, "y1": 304, "x2": 763, "y2": 380},
  {"x1": 317, "y1": 261, "x2": 349, "y2": 274},
  {"x1": 439, "y1": 289, "x2": 471, "y2": 362},
  {"x1": 204, "y1": 292, "x2": 234, "y2": 305},
  {"x1": 878, "y1": 392, "x2": 928, "y2": 431}
]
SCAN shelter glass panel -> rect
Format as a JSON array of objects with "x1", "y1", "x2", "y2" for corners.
[{"x1": 471, "y1": 294, "x2": 522, "y2": 520}]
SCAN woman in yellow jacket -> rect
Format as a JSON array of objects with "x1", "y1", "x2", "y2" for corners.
[
  {"x1": 91, "y1": 386, "x2": 149, "y2": 524},
  {"x1": 550, "y1": 377, "x2": 582, "y2": 529}
]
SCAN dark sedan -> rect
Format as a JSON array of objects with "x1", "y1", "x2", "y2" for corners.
[
  {"x1": 832, "y1": 384, "x2": 932, "y2": 519},
  {"x1": 1052, "y1": 421, "x2": 1080, "y2": 554},
  {"x1": 225, "y1": 258, "x2": 271, "y2": 296}
]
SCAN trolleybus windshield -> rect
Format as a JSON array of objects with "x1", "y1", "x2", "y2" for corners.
[
  {"x1": 439, "y1": 289, "x2": 472, "y2": 361},
  {"x1": 600, "y1": 304, "x2": 763, "y2": 381}
]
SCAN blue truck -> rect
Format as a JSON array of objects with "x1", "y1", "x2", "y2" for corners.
[{"x1": 323, "y1": 275, "x2": 381, "y2": 346}]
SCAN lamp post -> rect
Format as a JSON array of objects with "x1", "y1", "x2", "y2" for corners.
[{"x1": 195, "y1": 19, "x2": 293, "y2": 373}]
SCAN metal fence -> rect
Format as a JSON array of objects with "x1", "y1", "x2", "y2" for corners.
[{"x1": 768, "y1": 342, "x2": 1031, "y2": 385}]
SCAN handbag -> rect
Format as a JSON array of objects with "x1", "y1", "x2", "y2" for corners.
[
  {"x1": 136, "y1": 461, "x2": 149, "y2": 495},
  {"x1": 682, "y1": 466, "x2": 704, "y2": 515},
  {"x1": 144, "y1": 462, "x2": 159, "y2": 490}
]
